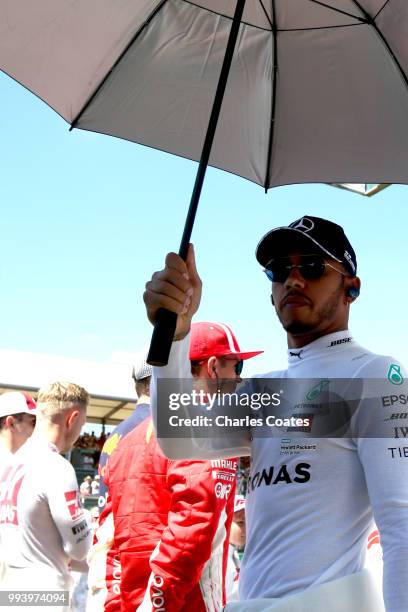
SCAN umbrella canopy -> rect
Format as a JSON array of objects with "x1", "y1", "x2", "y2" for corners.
[{"x1": 1, "y1": 0, "x2": 407, "y2": 189}]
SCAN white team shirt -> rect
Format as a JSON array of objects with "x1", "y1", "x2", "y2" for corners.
[
  {"x1": 0, "y1": 441, "x2": 12, "y2": 585},
  {"x1": 0, "y1": 436, "x2": 92, "y2": 591},
  {"x1": 0, "y1": 439, "x2": 12, "y2": 466},
  {"x1": 152, "y1": 330, "x2": 408, "y2": 612}
]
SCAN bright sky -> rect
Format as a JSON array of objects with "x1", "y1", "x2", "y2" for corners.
[{"x1": 1, "y1": 71, "x2": 408, "y2": 382}]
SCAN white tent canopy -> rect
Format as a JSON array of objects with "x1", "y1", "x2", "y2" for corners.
[{"x1": 0, "y1": 348, "x2": 138, "y2": 425}]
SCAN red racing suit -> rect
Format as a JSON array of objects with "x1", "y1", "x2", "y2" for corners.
[{"x1": 105, "y1": 417, "x2": 237, "y2": 611}]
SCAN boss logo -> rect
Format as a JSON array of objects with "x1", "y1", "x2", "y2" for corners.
[{"x1": 384, "y1": 413, "x2": 408, "y2": 421}]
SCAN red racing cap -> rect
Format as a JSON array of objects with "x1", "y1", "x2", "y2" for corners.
[{"x1": 189, "y1": 322, "x2": 263, "y2": 362}]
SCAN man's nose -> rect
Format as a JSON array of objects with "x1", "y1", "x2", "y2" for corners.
[{"x1": 284, "y1": 266, "x2": 306, "y2": 289}]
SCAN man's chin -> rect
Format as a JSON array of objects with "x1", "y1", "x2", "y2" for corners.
[{"x1": 282, "y1": 319, "x2": 316, "y2": 335}]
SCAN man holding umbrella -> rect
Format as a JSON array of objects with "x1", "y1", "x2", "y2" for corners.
[{"x1": 144, "y1": 215, "x2": 408, "y2": 611}]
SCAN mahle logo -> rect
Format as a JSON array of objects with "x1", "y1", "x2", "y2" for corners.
[
  {"x1": 388, "y1": 364, "x2": 404, "y2": 386},
  {"x1": 306, "y1": 379, "x2": 330, "y2": 401}
]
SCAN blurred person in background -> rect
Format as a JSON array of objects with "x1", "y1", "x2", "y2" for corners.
[
  {"x1": 0, "y1": 391, "x2": 36, "y2": 583},
  {"x1": 97, "y1": 357, "x2": 152, "y2": 511},
  {"x1": 91, "y1": 475, "x2": 100, "y2": 496},
  {"x1": 87, "y1": 358, "x2": 153, "y2": 611},
  {"x1": 80, "y1": 475, "x2": 93, "y2": 497},
  {"x1": 94, "y1": 322, "x2": 261, "y2": 612},
  {"x1": 0, "y1": 391, "x2": 36, "y2": 461},
  {"x1": 0, "y1": 381, "x2": 92, "y2": 606},
  {"x1": 226, "y1": 496, "x2": 246, "y2": 603}
]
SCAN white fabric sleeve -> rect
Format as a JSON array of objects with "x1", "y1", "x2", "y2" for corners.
[
  {"x1": 152, "y1": 334, "x2": 251, "y2": 459},
  {"x1": 46, "y1": 457, "x2": 92, "y2": 561},
  {"x1": 355, "y1": 357, "x2": 408, "y2": 612}
]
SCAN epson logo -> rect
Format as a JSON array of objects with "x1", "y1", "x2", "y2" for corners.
[
  {"x1": 328, "y1": 337, "x2": 352, "y2": 347},
  {"x1": 381, "y1": 395, "x2": 408, "y2": 407}
]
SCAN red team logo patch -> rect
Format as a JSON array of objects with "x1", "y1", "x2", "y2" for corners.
[
  {"x1": 367, "y1": 529, "x2": 380, "y2": 549},
  {"x1": 64, "y1": 490, "x2": 84, "y2": 520},
  {"x1": 0, "y1": 464, "x2": 26, "y2": 525}
]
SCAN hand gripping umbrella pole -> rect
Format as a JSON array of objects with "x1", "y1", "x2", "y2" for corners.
[{"x1": 147, "y1": 0, "x2": 246, "y2": 366}]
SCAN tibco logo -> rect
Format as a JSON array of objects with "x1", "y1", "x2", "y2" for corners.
[{"x1": 388, "y1": 447, "x2": 408, "y2": 459}]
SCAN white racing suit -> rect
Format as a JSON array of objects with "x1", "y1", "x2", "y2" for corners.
[
  {"x1": 152, "y1": 330, "x2": 408, "y2": 612},
  {"x1": 0, "y1": 437, "x2": 92, "y2": 611}
]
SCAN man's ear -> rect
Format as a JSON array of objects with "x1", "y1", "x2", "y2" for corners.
[
  {"x1": 345, "y1": 277, "x2": 361, "y2": 303},
  {"x1": 66, "y1": 409, "x2": 80, "y2": 429},
  {"x1": 207, "y1": 356, "x2": 218, "y2": 379},
  {"x1": 5, "y1": 415, "x2": 16, "y2": 428}
]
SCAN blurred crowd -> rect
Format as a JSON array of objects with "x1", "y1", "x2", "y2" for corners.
[
  {"x1": 79, "y1": 475, "x2": 100, "y2": 497},
  {"x1": 75, "y1": 432, "x2": 106, "y2": 451}
]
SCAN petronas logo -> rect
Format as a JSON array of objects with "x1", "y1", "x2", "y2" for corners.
[
  {"x1": 306, "y1": 379, "x2": 330, "y2": 401},
  {"x1": 388, "y1": 364, "x2": 404, "y2": 386}
]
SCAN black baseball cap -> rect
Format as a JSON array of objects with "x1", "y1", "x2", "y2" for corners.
[{"x1": 256, "y1": 216, "x2": 357, "y2": 276}]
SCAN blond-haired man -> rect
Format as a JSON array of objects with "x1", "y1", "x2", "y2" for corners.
[{"x1": 0, "y1": 382, "x2": 92, "y2": 602}]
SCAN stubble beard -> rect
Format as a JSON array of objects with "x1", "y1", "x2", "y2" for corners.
[{"x1": 277, "y1": 281, "x2": 344, "y2": 335}]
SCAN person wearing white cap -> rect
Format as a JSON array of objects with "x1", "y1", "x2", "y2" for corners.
[
  {"x1": 0, "y1": 392, "x2": 36, "y2": 587},
  {"x1": 0, "y1": 391, "x2": 36, "y2": 462}
]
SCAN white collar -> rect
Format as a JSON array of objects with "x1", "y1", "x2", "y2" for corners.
[{"x1": 287, "y1": 330, "x2": 354, "y2": 364}]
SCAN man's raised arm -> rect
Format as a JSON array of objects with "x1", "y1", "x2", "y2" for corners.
[{"x1": 144, "y1": 245, "x2": 251, "y2": 460}]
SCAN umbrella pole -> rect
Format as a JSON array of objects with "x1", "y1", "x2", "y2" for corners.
[{"x1": 148, "y1": 0, "x2": 247, "y2": 366}]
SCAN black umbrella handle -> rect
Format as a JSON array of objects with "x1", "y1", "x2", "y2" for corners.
[
  {"x1": 147, "y1": 308, "x2": 178, "y2": 366},
  {"x1": 147, "y1": 0, "x2": 246, "y2": 366}
]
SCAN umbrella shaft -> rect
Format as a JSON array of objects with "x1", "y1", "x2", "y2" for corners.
[
  {"x1": 179, "y1": 0, "x2": 247, "y2": 260},
  {"x1": 149, "y1": 0, "x2": 246, "y2": 367}
]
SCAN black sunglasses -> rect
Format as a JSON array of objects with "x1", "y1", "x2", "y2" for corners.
[
  {"x1": 235, "y1": 360, "x2": 244, "y2": 376},
  {"x1": 264, "y1": 255, "x2": 346, "y2": 284},
  {"x1": 198, "y1": 358, "x2": 244, "y2": 376},
  {"x1": 215, "y1": 358, "x2": 244, "y2": 376}
]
